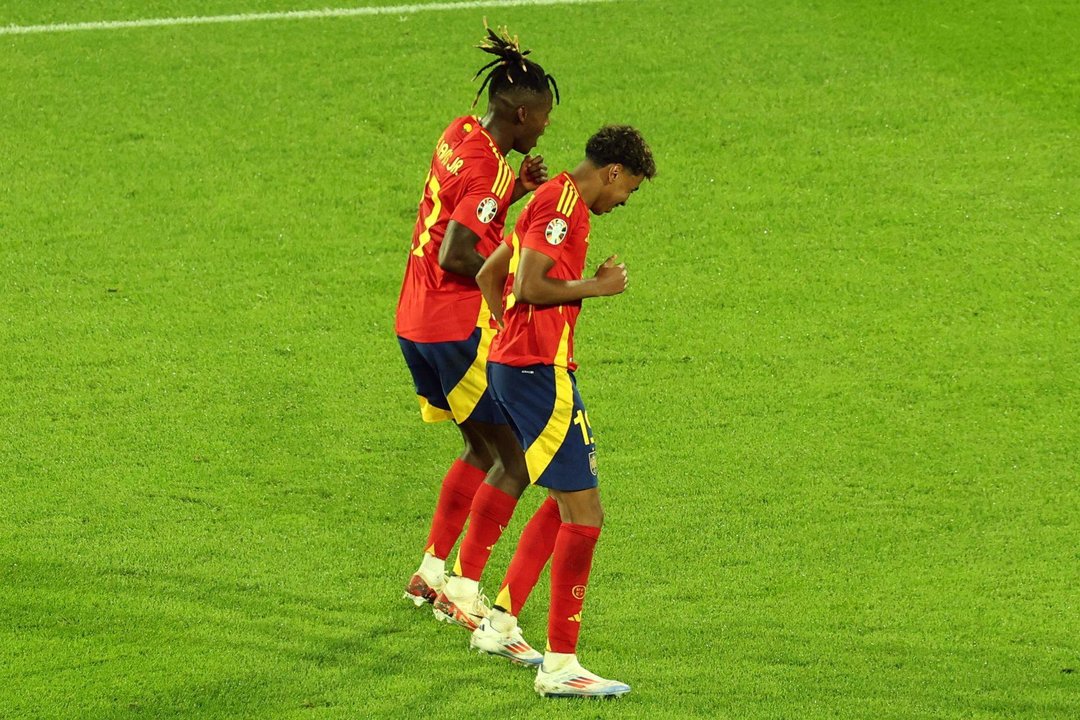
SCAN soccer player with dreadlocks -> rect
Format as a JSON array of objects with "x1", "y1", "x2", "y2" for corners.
[
  {"x1": 397, "y1": 24, "x2": 558, "y2": 626},
  {"x1": 466, "y1": 126, "x2": 657, "y2": 697}
]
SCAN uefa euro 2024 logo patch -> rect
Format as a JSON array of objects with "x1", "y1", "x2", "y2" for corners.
[
  {"x1": 476, "y1": 197, "x2": 498, "y2": 224},
  {"x1": 545, "y1": 217, "x2": 568, "y2": 246}
]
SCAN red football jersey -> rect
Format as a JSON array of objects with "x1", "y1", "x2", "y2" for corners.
[
  {"x1": 489, "y1": 173, "x2": 590, "y2": 370},
  {"x1": 395, "y1": 116, "x2": 517, "y2": 342}
]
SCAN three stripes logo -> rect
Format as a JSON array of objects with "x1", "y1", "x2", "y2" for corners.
[
  {"x1": 545, "y1": 179, "x2": 578, "y2": 246},
  {"x1": 504, "y1": 641, "x2": 532, "y2": 653},
  {"x1": 556, "y1": 180, "x2": 579, "y2": 216},
  {"x1": 565, "y1": 675, "x2": 599, "y2": 689},
  {"x1": 490, "y1": 155, "x2": 514, "y2": 197}
]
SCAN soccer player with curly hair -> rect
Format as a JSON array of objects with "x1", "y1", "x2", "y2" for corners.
[{"x1": 465, "y1": 125, "x2": 657, "y2": 697}]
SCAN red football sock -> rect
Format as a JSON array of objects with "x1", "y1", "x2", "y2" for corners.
[
  {"x1": 548, "y1": 522, "x2": 601, "y2": 654},
  {"x1": 494, "y1": 497, "x2": 561, "y2": 616},
  {"x1": 456, "y1": 483, "x2": 518, "y2": 581},
  {"x1": 423, "y1": 459, "x2": 486, "y2": 559}
]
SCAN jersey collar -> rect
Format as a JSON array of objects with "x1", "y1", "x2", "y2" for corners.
[{"x1": 474, "y1": 118, "x2": 508, "y2": 159}]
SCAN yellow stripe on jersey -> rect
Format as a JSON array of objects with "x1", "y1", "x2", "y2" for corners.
[
  {"x1": 556, "y1": 182, "x2": 579, "y2": 216},
  {"x1": 490, "y1": 156, "x2": 513, "y2": 198},
  {"x1": 508, "y1": 232, "x2": 521, "y2": 273},
  {"x1": 499, "y1": 158, "x2": 514, "y2": 196},
  {"x1": 445, "y1": 326, "x2": 496, "y2": 422},
  {"x1": 554, "y1": 183, "x2": 571, "y2": 216},
  {"x1": 490, "y1": 159, "x2": 507, "y2": 195},
  {"x1": 475, "y1": 292, "x2": 491, "y2": 328},
  {"x1": 562, "y1": 186, "x2": 579, "y2": 215},
  {"x1": 412, "y1": 172, "x2": 442, "y2": 257},
  {"x1": 553, "y1": 318, "x2": 571, "y2": 366},
  {"x1": 505, "y1": 232, "x2": 521, "y2": 312},
  {"x1": 524, "y1": 323, "x2": 573, "y2": 484}
]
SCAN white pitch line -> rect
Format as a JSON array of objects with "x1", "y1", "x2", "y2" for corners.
[{"x1": 0, "y1": 0, "x2": 613, "y2": 36}]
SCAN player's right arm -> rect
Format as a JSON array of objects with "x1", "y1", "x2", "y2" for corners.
[
  {"x1": 514, "y1": 250, "x2": 628, "y2": 305},
  {"x1": 476, "y1": 241, "x2": 513, "y2": 327}
]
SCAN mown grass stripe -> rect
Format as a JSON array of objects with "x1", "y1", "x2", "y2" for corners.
[{"x1": 0, "y1": 0, "x2": 614, "y2": 36}]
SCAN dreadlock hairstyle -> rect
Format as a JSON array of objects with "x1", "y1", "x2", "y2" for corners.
[
  {"x1": 471, "y1": 21, "x2": 559, "y2": 109},
  {"x1": 585, "y1": 125, "x2": 658, "y2": 179}
]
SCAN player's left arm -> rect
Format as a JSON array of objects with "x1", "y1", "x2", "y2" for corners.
[
  {"x1": 442, "y1": 153, "x2": 508, "y2": 278},
  {"x1": 510, "y1": 155, "x2": 547, "y2": 204},
  {"x1": 439, "y1": 221, "x2": 485, "y2": 278},
  {"x1": 515, "y1": 249, "x2": 628, "y2": 304}
]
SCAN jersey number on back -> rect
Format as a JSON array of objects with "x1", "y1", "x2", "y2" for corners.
[{"x1": 412, "y1": 172, "x2": 442, "y2": 257}]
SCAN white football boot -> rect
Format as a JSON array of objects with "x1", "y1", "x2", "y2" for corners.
[
  {"x1": 403, "y1": 567, "x2": 446, "y2": 607},
  {"x1": 403, "y1": 555, "x2": 447, "y2": 606},
  {"x1": 432, "y1": 575, "x2": 490, "y2": 630},
  {"x1": 470, "y1": 610, "x2": 543, "y2": 666},
  {"x1": 534, "y1": 653, "x2": 631, "y2": 698}
]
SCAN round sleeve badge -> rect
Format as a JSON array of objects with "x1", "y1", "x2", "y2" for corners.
[
  {"x1": 545, "y1": 217, "x2": 568, "y2": 245},
  {"x1": 476, "y1": 197, "x2": 499, "y2": 224}
]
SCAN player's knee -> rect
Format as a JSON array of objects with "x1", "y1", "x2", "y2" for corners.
[
  {"x1": 553, "y1": 492, "x2": 604, "y2": 528},
  {"x1": 460, "y1": 440, "x2": 493, "y2": 470},
  {"x1": 487, "y1": 466, "x2": 529, "y2": 498},
  {"x1": 458, "y1": 423, "x2": 493, "y2": 465},
  {"x1": 501, "y1": 452, "x2": 528, "y2": 486}
]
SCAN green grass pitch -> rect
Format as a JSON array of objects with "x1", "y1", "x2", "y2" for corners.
[{"x1": 1, "y1": 1, "x2": 1077, "y2": 717}]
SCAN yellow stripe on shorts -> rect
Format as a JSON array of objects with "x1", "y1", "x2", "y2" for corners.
[
  {"x1": 417, "y1": 395, "x2": 454, "y2": 423},
  {"x1": 524, "y1": 323, "x2": 573, "y2": 483},
  {"x1": 445, "y1": 326, "x2": 496, "y2": 422}
]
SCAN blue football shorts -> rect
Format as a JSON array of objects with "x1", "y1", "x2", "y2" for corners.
[
  {"x1": 398, "y1": 327, "x2": 504, "y2": 425},
  {"x1": 487, "y1": 361, "x2": 598, "y2": 491}
]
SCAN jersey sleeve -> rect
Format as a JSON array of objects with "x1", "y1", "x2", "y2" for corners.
[
  {"x1": 449, "y1": 152, "x2": 515, "y2": 239},
  {"x1": 520, "y1": 190, "x2": 572, "y2": 262}
]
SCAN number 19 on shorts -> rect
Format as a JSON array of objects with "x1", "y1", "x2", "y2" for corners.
[{"x1": 573, "y1": 410, "x2": 593, "y2": 446}]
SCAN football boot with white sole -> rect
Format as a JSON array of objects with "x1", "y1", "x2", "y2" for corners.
[
  {"x1": 470, "y1": 616, "x2": 543, "y2": 666},
  {"x1": 432, "y1": 577, "x2": 490, "y2": 630},
  {"x1": 403, "y1": 568, "x2": 446, "y2": 607},
  {"x1": 534, "y1": 656, "x2": 631, "y2": 698}
]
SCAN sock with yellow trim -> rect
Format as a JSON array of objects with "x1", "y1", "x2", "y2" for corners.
[
  {"x1": 547, "y1": 522, "x2": 600, "y2": 654},
  {"x1": 456, "y1": 483, "x2": 517, "y2": 581},
  {"x1": 424, "y1": 459, "x2": 486, "y2": 560},
  {"x1": 494, "y1": 496, "x2": 561, "y2": 615}
]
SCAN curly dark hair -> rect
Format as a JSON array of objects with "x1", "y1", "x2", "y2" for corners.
[
  {"x1": 585, "y1": 125, "x2": 657, "y2": 179},
  {"x1": 472, "y1": 21, "x2": 559, "y2": 108}
]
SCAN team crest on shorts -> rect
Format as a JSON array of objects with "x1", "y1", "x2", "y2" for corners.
[
  {"x1": 476, "y1": 197, "x2": 498, "y2": 224},
  {"x1": 545, "y1": 218, "x2": 568, "y2": 245},
  {"x1": 588, "y1": 451, "x2": 598, "y2": 476}
]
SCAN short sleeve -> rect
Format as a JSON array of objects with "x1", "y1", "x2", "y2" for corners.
[
  {"x1": 521, "y1": 197, "x2": 572, "y2": 262},
  {"x1": 449, "y1": 153, "x2": 514, "y2": 239}
]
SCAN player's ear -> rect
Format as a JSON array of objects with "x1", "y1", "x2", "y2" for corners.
[
  {"x1": 516, "y1": 105, "x2": 528, "y2": 124},
  {"x1": 606, "y1": 163, "x2": 622, "y2": 184}
]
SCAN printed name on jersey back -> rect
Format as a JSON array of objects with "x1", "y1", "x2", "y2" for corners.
[{"x1": 435, "y1": 140, "x2": 464, "y2": 175}]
